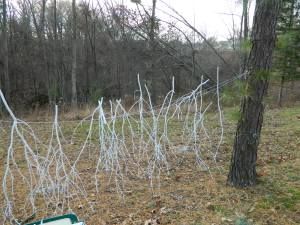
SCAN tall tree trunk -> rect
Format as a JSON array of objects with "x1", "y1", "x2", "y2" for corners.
[
  {"x1": 148, "y1": 0, "x2": 157, "y2": 105},
  {"x1": 84, "y1": 32, "x2": 89, "y2": 102},
  {"x1": 2, "y1": 0, "x2": 10, "y2": 102},
  {"x1": 41, "y1": 0, "x2": 51, "y2": 105},
  {"x1": 92, "y1": 18, "x2": 97, "y2": 79},
  {"x1": 87, "y1": 12, "x2": 97, "y2": 84},
  {"x1": 277, "y1": 0, "x2": 295, "y2": 107},
  {"x1": 243, "y1": 0, "x2": 249, "y2": 41},
  {"x1": 227, "y1": 0, "x2": 281, "y2": 187},
  {"x1": 58, "y1": 21, "x2": 65, "y2": 101},
  {"x1": 241, "y1": 0, "x2": 249, "y2": 72},
  {"x1": 84, "y1": 9, "x2": 90, "y2": 102},
  {"x1": 71, "y1": 0, "x2": 77, "y2": 108},
  {"x1": 53, "y1": 0, "x2": 58, "y2": 102}
]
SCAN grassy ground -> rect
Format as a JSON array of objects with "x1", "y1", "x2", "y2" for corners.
[{"x1": 0, "y1": 105, "x2": 299, "y2": 225}]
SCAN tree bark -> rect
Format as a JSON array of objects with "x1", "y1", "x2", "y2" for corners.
[
  {"x1": 149, "y1": 0, "x2": 157, "y2": 105},
  {"x1": 228, "y1": 0, "x2": 281, "y2": 187},
  {"x1": 71, "y1": 0, "x2": 78, "y2": 109},
  {"x1": 83, "y1": 6, "x2": 92, "y2": 102},
  {"x1": 243, "y1": 0, "x2": 249, "y2": 41},
  {"x1": 2, "y1": 0, "x2": 10, "y2": 102},
  {"x1": 241, "y1": 0, "x2": 249, "y2": 72},
  {"x1": 41, "y1": 0, "x2": 49, "y2": 84},
  {"x1": 53, "y1": 0, "x2": 59, "y2": 103}
]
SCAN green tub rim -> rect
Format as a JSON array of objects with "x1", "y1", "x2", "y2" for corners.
[{"x1": 25, "y1": 213, "x2": 79, "y2": 225}]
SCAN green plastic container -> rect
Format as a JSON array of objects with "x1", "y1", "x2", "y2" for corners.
[{"x1": 25, "y1": 214, "x2": 84, "y2": 225}]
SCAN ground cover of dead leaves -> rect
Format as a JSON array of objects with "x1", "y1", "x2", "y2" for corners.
[{"x1": 0, "y1": 106, "x2": 299, "y2": 225}]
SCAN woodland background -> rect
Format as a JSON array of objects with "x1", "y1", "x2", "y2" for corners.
[{"x1": 0, "y1": 0, "x2": 300, "y2": 110}]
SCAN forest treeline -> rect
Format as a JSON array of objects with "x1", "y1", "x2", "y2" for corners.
[{"x1": 0, "y1": 0, "x2": 299, "y2": 109}]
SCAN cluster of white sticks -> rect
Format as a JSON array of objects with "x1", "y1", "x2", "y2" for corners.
[{"x1": 0, "y1": 71, "x2": 224, "y2": 224}]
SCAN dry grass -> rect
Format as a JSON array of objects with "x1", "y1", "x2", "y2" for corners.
[{"x1": 0, "y1": 105, "x2": 299, "y2": 225}]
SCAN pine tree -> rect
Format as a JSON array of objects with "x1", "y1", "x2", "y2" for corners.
[
  {"x1": 227, "y1": 0, "x2": 281, "y2": 187},
  {"x1": 274, "y1": 0, "x2": 300, "y2": 106}
]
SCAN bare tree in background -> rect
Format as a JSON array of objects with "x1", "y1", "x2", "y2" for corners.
[
  {"x1": 41, "y1": 0, "x2": 50, "y2": 104},
  {"x1": 241, "y1": 0, "x2": 249, "y2": 71},
  {"x1": 228, "y1": 0, "x2": 281, "y2": 187},
  {"x1": 149, "y1": 0, "x2": 157, "y2": 104},
  {"x1": 0, "y1": 0, "x2": 240, "y2": 108},
  {"x1": 53, "y1": 0, "x2": 58, "y2": 102},
  {"x1": 2, "y1": 0, "x2": 10, "y2": 102},
  {"x1": 71, "y1": 0, "x2": 78, "y2": 108}
]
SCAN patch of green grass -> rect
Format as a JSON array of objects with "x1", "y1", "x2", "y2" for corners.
[
  {"x1": 277, "y1": 106, "x2": 300, "y2": 118},
  {"x1": 278, "y1": 108, "x2": 300, "y2": 127},
  {"x1": 279, "y1": 188, "x2": 300, "y2": 210},
  {"x1": 235, "y1": 217, "x2": 252, "y2": 225},
  {"x1": 146, "y1": 201, "x2": 156, "y2": 209},
  {"x1": 214, "y1": 205, "x2": 231, "y2": 216},
  {"x1": 191, "y1": 222, "x2": 202, "y2": 225},
  {"x1": 257, "y1": 193, "x2": 276, "y2": 209},
  {"x1": 257, "y1": 187, "x2": 300, "y2": 211},
  {"x1": 287, "y1": 173, "x2": 300, "y2": 182},
  {"x1": 224, "y1": 107, "x2": 240, "y2": 122},
  {"x1": 283, "y1": 164, "x2": 300, "y2": 182}
]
